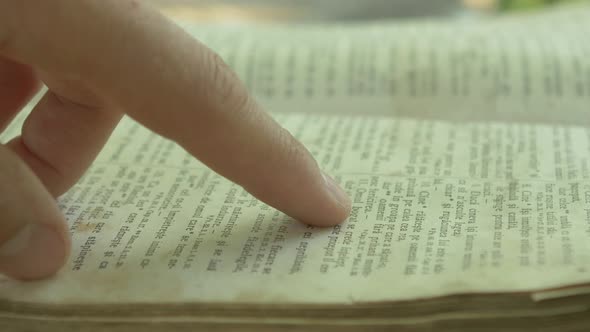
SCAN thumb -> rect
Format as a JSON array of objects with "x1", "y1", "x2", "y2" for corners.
[{"x1": 0, "y1": 146, "x2": 69, "y2": 280}]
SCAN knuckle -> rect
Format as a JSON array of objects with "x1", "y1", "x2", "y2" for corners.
[
  {"x1": 204, "y1": 50, "x2": 252, "y2": 116},
  {"x1": 270, "y1": 127, "x2": 311, "y2": 169}
]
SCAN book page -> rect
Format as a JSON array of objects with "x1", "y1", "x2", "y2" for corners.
[
  {"x1": 2, "y1": 5, "x2": 590, "y2": 305},
  {"x1": 2, "y1": 113, "x2": 590, "y2": 304},
  {"x1": 187, "y1": 5, "x2": 590, "y2": 124}
]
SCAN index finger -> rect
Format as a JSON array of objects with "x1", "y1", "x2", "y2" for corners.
[{"x1": 0, "y1": 0, "x2": 351, "y2": 226}]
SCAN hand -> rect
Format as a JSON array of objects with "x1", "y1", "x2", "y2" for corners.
[{"x1": 0, "y1": 1, "x2": 351, "y2": 280}]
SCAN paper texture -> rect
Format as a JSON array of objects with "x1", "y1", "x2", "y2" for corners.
[
  {"x1": 2, "y1": 5, "x2": 590, "y2": 305},
  {"x1": 190, "y1": 5, "x2": 590, "y2": 124}
]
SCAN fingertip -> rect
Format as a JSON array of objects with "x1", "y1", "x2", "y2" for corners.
[
  {"x1": 0, "y1": 222, "x2": 69, "y2": 280},
  {"x1": 307, "y1": 172, "x2": 351, "y2": 227},
  {"x1": 285, "y1": 172, "x2": 351, "y2": 228}
]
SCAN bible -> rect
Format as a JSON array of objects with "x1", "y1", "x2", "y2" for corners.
[{"x1": 3, "y1": 4, "x2": 590, "y2": 331}]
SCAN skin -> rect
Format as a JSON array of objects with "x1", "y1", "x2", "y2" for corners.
[{"x1": 0, "y1": 0, "x2": 351, "y2": 280}]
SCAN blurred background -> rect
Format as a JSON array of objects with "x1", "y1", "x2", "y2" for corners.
[{"x1": 147, "y1": 0, "x2": 587, "y2": 23}]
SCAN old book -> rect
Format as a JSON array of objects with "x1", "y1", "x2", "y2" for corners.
[{"x1": 3, "y1": 4, "x2": 590, "y2": 332}]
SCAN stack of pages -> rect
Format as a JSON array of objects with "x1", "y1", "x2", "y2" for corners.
[{"x1": 2, "y1": 4, "x2": 590, "y2": 331}]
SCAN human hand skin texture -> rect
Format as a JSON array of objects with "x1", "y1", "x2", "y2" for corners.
[{"x1": 0, "y1": 0, "x2": 351, "y2": 280}]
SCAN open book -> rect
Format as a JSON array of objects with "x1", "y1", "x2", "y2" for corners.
[{"x1": 3, "y1": 4, "x2": 590, "y2": 331}]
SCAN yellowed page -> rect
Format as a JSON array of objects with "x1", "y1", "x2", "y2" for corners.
[
  {"x1": 185, "y1": 4, "x2": 590, "y2": 124},
  {"x1": 2, "y1": 113, "x2": 590, "y2": 304},
  {"x1": 2, "y1": 5, "x2": 590, "y2": 305}
]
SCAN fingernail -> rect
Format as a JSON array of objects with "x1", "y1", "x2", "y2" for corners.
[
  {"x1": 322, "y1": 172, "x2": 351, "y2": 211},
  {"x1": 0, "y1": 223, "x2": 67, "y2": 280}
]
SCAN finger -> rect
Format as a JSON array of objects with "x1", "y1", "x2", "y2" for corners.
[
  {"x1": 0, "y1": 1, "x2": 351, "y2": 226},
  {"x1": 0, "y1": 145, "x2": 69, "y2": 280},
  {"x1": 7, "y1": 87, "x2": 122, "y2": 197},
  {"x1": 0, "y1": 58, "x2": 40, "y2": 131}
]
